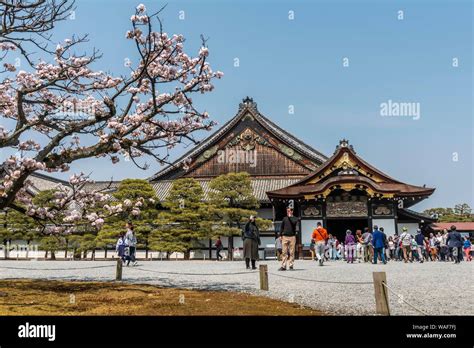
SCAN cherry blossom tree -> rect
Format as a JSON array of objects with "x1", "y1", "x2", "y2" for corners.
[{"x1": 0, "y1": 1, "x2": 223, "y2": 231}]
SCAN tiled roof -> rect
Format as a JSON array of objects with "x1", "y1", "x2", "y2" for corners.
[
  {"x1": 399, "y1": 208, "x2": 436, "y2": 222},
  {"x1": 148, "y1": 97, "x2": 327, "y2": 181},
  {"x1": 267, "y1": 175, "x2": 435, "y2": 198},
  {"x1": 82, "y1": 181, "x2": 120, "y2": 193},
  {"x1": 431, "y1": 222, "x2": 474, "y2": 231},
  {"x1": 152, "y1": 178, "x2": 301, "y2": 202},
  {"x1": 27, "y1": 173, "x2": 71, "y2": 194},
  {"x1": 82, "y1": 177, "x2": 300, "y2": 203}
]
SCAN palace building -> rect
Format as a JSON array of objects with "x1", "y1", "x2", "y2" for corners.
[
  {"x1": 266, "y1": 138, "x2": 436, "y2": 248},
  {"x1": 27, "y1": 97, "x2": 436, "y2": 258},
  {"x1": 149, "y1": 97, "x2": 436, "y2": 257},
  {"x1": 148, "y1": 96, "x2": 329, "y2": 255}
]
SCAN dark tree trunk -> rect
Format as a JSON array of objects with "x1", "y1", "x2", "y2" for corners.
[
  {"x1": 64, "y1": 238, "x2": 68, "y2": 259},
  {"x1": 228, "y1": 236, "x2": 234, "y2": 261},
  {"x1": 91, "y1": 249, "x2": 95, "y2": 260},
  {"x1": 26, "y1": 240, "x2": 30, "y2": 259},
  {"x1": 145, "y1": 240, "x2": 149, "y2": 259},
  {"x1": 184, "y1": 249, "x2": 190, "y2": 260},
  {"x1": 51, "y1": 251, "x2": 56, "y2": 260},
  {"x1": 44, "y1": 251, "x2": 48, "y2": 259},
  {"x1": 104, "y1": 246, "x2": 108, "y2": 259}
]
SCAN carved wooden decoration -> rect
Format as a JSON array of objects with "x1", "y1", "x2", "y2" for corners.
[
  {"x1": 326, "y1": 201, "x2": 368, "y2": 217},
  {"x1": 302, "y1": 205, "x2": 321, "y2": 217},
  {"x1": 373, "y1": 204, "x2": 393, "y2": 216}
]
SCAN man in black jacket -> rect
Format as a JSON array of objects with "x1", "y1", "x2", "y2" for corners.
[
  {"x1": 278, "y1": 207, "x2": 299, "y2": 271},
  {"x1": 447, "y1": 225, "x2": 463, "y2": 264}
]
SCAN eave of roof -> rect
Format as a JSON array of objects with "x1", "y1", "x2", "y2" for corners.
[
  {"x1": 398, "y1": 208, "x2": 437, "y2": 223},
  {"x1": 267, "y1": 139, "x2": 435, "y2": 200},
  {"x1": 267, "y1": 175, "x2": 435, "y2": 198},
  {"x1": 29, "y1": 172, "x2": 70, "y2": 186},
  {"x1": 430, "y1": 222, "x2": 474, "y2": 231},
  {"x1": 152, "y1": 177, "x2": 301, "y2": 203}
]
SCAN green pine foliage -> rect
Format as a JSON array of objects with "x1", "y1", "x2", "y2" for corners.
[
  {"x1": 38, "y1": 235, "x2": 64, "y2": 260},
  {"x1": 208, "y1": 172, "x2": 272, "y2": 236},
  {"x1": 0, "y1": 208, "x2": 39, "y2": 259},
  {"x1": 424, "y1": 203, "x2": 474, "y2": 222},
  {"x1": 151, "y1": 178, "x2": 210, "y2": 259},
  {"x1": 98, "y1": 179, "x2": 158, "y2": 258}
]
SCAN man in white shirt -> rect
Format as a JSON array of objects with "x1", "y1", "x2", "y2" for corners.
[{"x1": 400, "y1": 227, "x2": 412, "y2": 263}]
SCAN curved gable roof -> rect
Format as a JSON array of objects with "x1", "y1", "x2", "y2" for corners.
[{"x1": 149, "y1": 97, "x2": 328, "y2": 181}]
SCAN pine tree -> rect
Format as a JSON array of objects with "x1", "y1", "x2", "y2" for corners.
[
  {"x1": 424, "y1": 204, "x2": 474, "y2": 222},
  {"x1": 208, "y1": 172, "x2": 272, "y2": 260},
  {"x1": 98, "y1": 179, "x2": 158, "y2": 259},
  {"x1": 0, "y1": 208, "x2": 38, "y2": 259},
  {"x1": 151, "y1": 178, "x2": 210, "y2": 259},
  {"x1": 39, "y1": 235, "x2": 64, "y2": 260}
]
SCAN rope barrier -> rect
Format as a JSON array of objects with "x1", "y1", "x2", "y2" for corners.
[
  {"x1": 382, "y1": 281, "x2": 429, "y2": 315},
  {"x1": 268, "y1": 272, "x2": 373, "y2": 285},
  {"x1": 134, "y1": 267, "x2": 257, "y2": 276},
  {"x1": 0, "y1": 265, "x2": 115, "y2": 271}
]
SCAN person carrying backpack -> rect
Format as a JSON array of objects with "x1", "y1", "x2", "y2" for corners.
[
  {"x1": 115, "y1": 232, "x2": 126, "y2": 264},
  {"x1": 400, "y1": 227, "x2": 412, "y2": 263},
  {"x1": 447, "y1": 225, "x2": 463, "y2": 264},
  {"x1": 312, "y1": 222, "x2": 328, "y2": 266},
  {"x1": 361, "y1": 227, "x2": 373, "y2": 263}
]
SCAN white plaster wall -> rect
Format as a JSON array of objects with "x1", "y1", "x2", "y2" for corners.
[
  {"x1": 301, "y1": 219, "x2": 323, "y2": 245},
  {"x1": 372, "y1": 219, "x2": 396, "y2": 237}
]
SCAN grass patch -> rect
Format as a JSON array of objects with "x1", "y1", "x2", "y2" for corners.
[{"x1": 0, "y1": 279, "x2": 321, "y2": 316}]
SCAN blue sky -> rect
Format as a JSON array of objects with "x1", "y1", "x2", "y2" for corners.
[{"x1": 27, "y1": 0, "x2": 474, "y2": 210}]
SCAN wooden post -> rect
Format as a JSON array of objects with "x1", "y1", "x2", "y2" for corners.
[
  {"x1": 373, "y1": 272, "x2": 390, "y2": 315},
  {"x1": 259, "y1": 264, "x2": 269, "y2": 291},
  {"x1": 116, "y1": 258, "x2": 123, "y2": 281},
  {"x1": 298, "y1": 244, "x2": 303, "y2": 260}
]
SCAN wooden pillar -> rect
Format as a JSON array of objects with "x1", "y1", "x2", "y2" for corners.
[
  {"x1": 373, "y1": 272, "x2": 390, "y2": 315},
  {"x1": 322, "y1": 200, "x2": 327, "y2": 228},
  {"x1": 228, "y1": 236, "x2": 234, "y2": 261},
  {"x1": 115, "y1": 259, "x2": 123, "y2": 281},
  {"x1": 394, "y1": 202, "x2": 399, "y2": 236},
  {"x1": 259, "y1": 264, "x2": 269, "y2": 290},
  {"x1": 367, "y1": 199, "x2": 373, "y2": 231}
]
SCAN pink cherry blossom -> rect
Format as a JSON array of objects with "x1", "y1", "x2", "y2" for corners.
[{"x1": 0, "y1": 2, "x2": 223, "y2": 233}]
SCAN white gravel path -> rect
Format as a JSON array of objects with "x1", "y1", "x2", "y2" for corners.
[{"x1": 0, "y1": 259, "x2": 472, "y2": 316}]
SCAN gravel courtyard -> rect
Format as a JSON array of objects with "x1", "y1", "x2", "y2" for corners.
[{"x1": 0, "y1": 260, "x2": 472, "y2": 316}]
